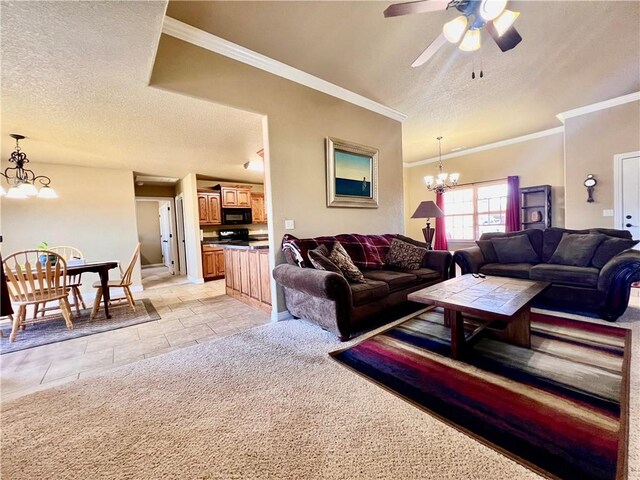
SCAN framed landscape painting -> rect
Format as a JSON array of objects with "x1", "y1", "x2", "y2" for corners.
[{"x1": 326, "y1": 137, "x2": 379, "y2": 208}]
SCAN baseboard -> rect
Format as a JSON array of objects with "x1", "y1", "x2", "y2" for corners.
[
  {"x1": 187, "y1": 275, "x2": 205, "y2": 284},
  {"x1": 273, "y1": 310, "x2": 292, "y2": 322}
]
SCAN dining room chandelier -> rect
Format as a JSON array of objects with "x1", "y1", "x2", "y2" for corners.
[
  {"x1": 0, "y1": 134, "x2": 57, "y2": 199},
  {"x1": 424, "y1": 136, "x2": 459, "y2": 194}
]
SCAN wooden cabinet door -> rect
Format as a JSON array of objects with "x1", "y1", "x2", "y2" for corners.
[
  {"x1": 259, "y1": 250, "x2": 271, "y2": 305},
  {"x1": 224, "y1": 249, "x2": 233, "y2": 290},
  {"x1": 198, "y1": 194, "x2": 210, "y2": 224},
  {"x1": 237, "y1": 189, "x2": 251, "y2": 207},
  {"x1": 202, "y1": 251, "x2": 216, "y2": 278},
  {"x1": 207, "y1": 194, "x2": 221, "y2": 224},
  {"x1": 250, "y1": 194, "x2": 262, "y2": 223},
  {"x1": 232, "y1": 250, "x2": 242, "y2": 292},
  {"x1": 248, "y1": 251, "x2": 260, "y2": 300},
  {"x1": 214, "y1": 250, "x2": 225, "y2": 275},
  {"x1": 221, "y1": 188, "x2": 237, "y2": 207}
]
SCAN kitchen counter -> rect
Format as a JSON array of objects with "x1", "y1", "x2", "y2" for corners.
[{"x1": 202, "y1": 240, "x2": 269, "y2": 250}]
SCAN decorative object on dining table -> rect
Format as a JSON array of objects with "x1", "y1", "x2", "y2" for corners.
[
  {"x1": 0, "y1": 134, "x2": 57, "y2": 199},
  {"x1": 36, "y1": 241, "x2": 57, "y2": 266},
  {"x1": 410, "y1": 200, "x2": 445, "y2": 249},
  {"x1": 423, "y1": 136, "x2": 459, "y2": 195},
  {"x1": 326, "y1": 137, "x2": 378, "y2": 208},
  {"x1": 584, "y1": 174, "x2": 597, "y2": 203}
]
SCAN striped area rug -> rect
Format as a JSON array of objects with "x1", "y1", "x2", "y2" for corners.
[{"x1": 331, "y1": 308, "x2": 631, "y2": 480}]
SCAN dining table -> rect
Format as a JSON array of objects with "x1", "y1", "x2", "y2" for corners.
[{"x1": 66, "y1": 261, "x2": 119, "y2": 319}]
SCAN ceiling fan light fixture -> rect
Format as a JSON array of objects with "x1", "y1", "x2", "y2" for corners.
[
  {"x1": 243, "y1": 159, "x2": 264, "y2": 172},
  {"x1": 442, "y1": 15, "x2": 468, "y2": 43},
  {"x1": 479, "y1": 0, "x2": 508, "y2": 21},
  {"x1": 493, "y1": 9, "x2": 520, "y2": 36},
  {"x1": 459, "y1": 29, "x2": 481, "y2": 51}
]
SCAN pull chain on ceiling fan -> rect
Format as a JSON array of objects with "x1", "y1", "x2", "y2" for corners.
[{"x1": 384, "y1": 0, "x2": 522, "y2": 67}]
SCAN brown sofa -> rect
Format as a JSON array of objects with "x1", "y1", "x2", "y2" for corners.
[{"x1": 273, "y1": 233, "x2": 452, "y2": 340}]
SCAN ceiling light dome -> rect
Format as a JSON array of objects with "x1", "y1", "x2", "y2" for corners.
[
  {"x1": 459, "y1": 29, "x2": 481, "y2": 52},
  {"x1": 442, "y1": 15, "x2": 468, "y2": 44},
  {"x1": 479, "y1": 0, "x2": 508, "y2": 21}
]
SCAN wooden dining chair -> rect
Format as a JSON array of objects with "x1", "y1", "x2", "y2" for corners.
[
  {"x1": 90, "y1": 243, "x2": 140, "y2": 320},
  {"x1": 3, "y1": 250, "x2": 73, "y2": 342},
  {"x1": 35, "y1": 245, "x2": 86, "y2": 316}
]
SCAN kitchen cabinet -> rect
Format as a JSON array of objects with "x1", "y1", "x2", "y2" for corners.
[
  {"x1": 224, "y1": 247, "x2": 271, "y2": 312},
  {"x1": 250, "y1": 192, "x2": 268, "y2": 224},
  {"x1": 220, "y1": 186, "x2": 251, "y2": 208},
  {"x1": 197, "y1": 192, "x2": 221, "y2": 225},
  {"x1": 202, "y1": 245, "x2": 225, "y2": 280}
]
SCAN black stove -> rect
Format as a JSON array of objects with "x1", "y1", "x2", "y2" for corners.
[{"x1": 218, "y1": 228, "x2": 250, "y2": 243}]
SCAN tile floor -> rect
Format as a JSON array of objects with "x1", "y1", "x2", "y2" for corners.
[{"x1": 0, "y1": 276, "x2": 270, "y2": 403}]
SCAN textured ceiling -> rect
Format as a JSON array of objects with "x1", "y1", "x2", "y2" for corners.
[
  {"x1": 0, "y1": 1, "x2": 265, "y2": 182},
  {"x1": 167, "y1": 0, "x2": 640, "y2": 163}
]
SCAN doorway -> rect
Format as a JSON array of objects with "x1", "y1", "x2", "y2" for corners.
[
  {"x1": 614, "y1": 151, "x2": 640, "y2": 240},
  {"x1": 135, "y1": 197, "x2": 181, "y2": 282}
]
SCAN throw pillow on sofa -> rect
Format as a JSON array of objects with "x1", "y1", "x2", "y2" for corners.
[
  {"x1": 591, "y1": 237, "x2": 640, "y2": 268},
  {"x1": 476, "y1": 240, "x2": 499, "y2": 263},
  {"x1": 549, "y1": 233, "x2": 607, "y2": 267},
  {"x1": 329, "y1": 242, "x2": 366, "y2": 283},
  {"x1": 385, "y1": 239, "x2": 427, "y2": 270},
  {"x1": 490, "y1": 234, "x2": 539, "y2": 264},
  {"x1": 308, "y1": 245, "x2": 343, "y2": 275}
]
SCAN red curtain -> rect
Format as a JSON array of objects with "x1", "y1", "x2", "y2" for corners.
[
  {"x1": 434, "y1": 192, "x2": 448, "y2": 251},
  {"x1": 506, "y1": 175, "x2": 520, "y2": 232}
]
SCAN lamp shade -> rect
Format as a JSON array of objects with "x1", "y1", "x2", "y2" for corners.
[{"x1": 411, "y1": 201, "x2": 444, "y2": 219}]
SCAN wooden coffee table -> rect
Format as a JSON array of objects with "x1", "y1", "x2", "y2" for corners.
[{"x1": 408, "y1": 274, "x2": 549, "y2": 360}]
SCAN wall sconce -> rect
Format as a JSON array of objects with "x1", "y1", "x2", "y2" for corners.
[{"x1": 583, "y1": 174, "x2": 597, "y2": 203}]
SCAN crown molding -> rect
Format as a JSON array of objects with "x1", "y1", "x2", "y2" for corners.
[
  {"x1": 404, "y1": 127, "x2": 565, "y2": 168},
  {"x1": 556, "y1": 91, "x2": 640, "y2": 124},
  {"x1": 161, "y1": 16, "x2": 408, "y2": 123}
]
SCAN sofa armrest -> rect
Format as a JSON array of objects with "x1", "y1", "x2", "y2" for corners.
[
  {"x1": 597, "y1": 249, "x2": 640, "y2": 320},
  {"x1": 453, "y1": 246, "x2": 485, "y2": 274},
  {"x1": 273, "y1": 264, "x2": 350, "y2": 300},
  {"x1": 422, "y1": 250, "x2": 453, "y2": 279}
]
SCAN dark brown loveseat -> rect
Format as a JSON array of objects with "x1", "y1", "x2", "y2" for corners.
[
  {"x1": 273, "y1": 233, "x2": 452, "y2": 340},
  {"x1": 453, "y1": 227, "x2": 640, "y2": 321}
]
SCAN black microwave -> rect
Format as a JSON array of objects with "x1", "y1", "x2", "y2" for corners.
[{"x1": 222, "y1": 208, "x2": 252, "y2": 225}]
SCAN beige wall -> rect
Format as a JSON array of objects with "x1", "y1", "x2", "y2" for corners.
[
  {"x1": 136, "y1": 201, "x2": 162, "y2": 265},
  {"x1": 1, "y1": 163, "x2": 141, "y2": 293},
  {"x1": 177, "y1": 173, "x2": 203, "y2": 282},
  {"x1": 404, "y1": 133, "x2": 565, "y2": 243},
  {"x1": 564, "y1": 101, "x2": 640, "y2": 229},
  {"x1": 151, "y1": 35, "x2": 405, "y2": 313}
]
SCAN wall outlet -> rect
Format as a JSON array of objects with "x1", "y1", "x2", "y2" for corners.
[
  {"x1": 603, "y1": 209, "x2": 614, "y2": 217},
  {"x1": 284, "y1": 219, "x2": 295, "y2": 230}
]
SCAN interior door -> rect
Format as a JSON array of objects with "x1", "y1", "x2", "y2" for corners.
[
  {"x1": 159, "y1": 202, "x2": 174, "y2": 274},
  {"x1": 621, "y1": 154, "x2": 640, "y2": 240},
  {"x1": 175, "y1": 195, "x2": 187, "y2": 275}
]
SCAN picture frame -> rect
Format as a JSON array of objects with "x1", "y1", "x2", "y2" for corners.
[{"x1": 325, "y1": 137, "x2": 379, "y2": 208}]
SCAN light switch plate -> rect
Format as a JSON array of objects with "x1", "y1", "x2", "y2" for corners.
[
  {"x1": 284, "y1": 219, "x2": 295, "y2": 230},
  {"x1": 603, "y1": 209, "x2": 614, "y2": 217}
]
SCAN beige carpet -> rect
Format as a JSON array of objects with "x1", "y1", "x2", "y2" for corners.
[{"x1": 1, "y1": 307, "x2": 639, "y2": 479}]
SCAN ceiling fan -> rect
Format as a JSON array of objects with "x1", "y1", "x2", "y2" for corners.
[{"x1": 384, "y1": 0, "x2": 522, "y2": 67}]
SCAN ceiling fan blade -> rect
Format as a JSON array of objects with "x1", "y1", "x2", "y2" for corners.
[
  {"x1": 412, "y1": 32, "x2": 448, "y2": 67},
  {"x1": 485, "y1": 21, "x2": 522, "y2": 52},
  {"x1": 384, "y1": 0, "x2": 450, "y2": 18}
]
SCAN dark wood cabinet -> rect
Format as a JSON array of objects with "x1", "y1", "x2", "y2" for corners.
[
  {"x1": 197, "y1": 192, "x2": 222, "y2": 226},
  {"x1": 520, "y1": 185, "x2": 552, "y2": 231},
  {"x1": 220, "y1": 186, "x2": 251, "y2": 208},
  {"x1": 202, "y1": 246, "x2": 225, "y2": 280},
  {"x1": 251, "y1": 192, "x2": 267, "y2": 224}
]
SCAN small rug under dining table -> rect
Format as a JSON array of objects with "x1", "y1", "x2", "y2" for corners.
[
  {"x1": 0, "y1": 299, "x2": 160, "y2": 354},
  {"x1": 331, "y1": 307, "x2": 631, "y2": 480}
]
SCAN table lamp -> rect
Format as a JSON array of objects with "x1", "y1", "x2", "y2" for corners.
[{"x1": 411, "y1": 201, "x2": 444, "y2": 249}]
